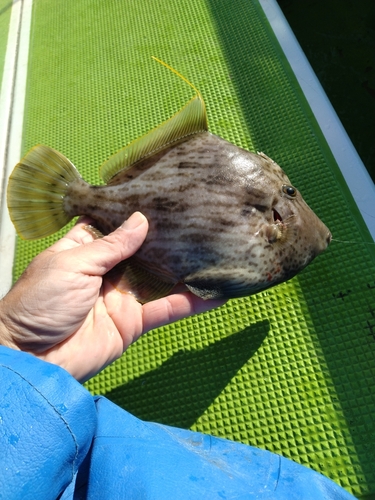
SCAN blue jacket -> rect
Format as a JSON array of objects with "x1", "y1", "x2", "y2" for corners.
[{"x1": 0, "y1": 346, "x2": 355, "y2": 499}]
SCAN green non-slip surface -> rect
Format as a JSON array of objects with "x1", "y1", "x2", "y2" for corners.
[
  {"x1": 12, "y1": 0, "x2": 375, "y2": 497},
  {"x1": 0, "y1": 0, "x2": 13, "y2": 86}
]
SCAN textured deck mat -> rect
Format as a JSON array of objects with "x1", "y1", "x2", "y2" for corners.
[
  {"x1": 12, "y1": 0, "x2": 375, "y2": 497},
  {"x1": 0, "y1": 0, "x2": 12, "y2": 89}
]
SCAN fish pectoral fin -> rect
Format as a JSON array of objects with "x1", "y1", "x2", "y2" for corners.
[
  {"x1": 105, "y1": 257, "x2": 176, "y2": 304},
  {"x1": 185, "y1": 283, "x2": 225, "y2": 300},
  {"x1": 185, "y1": 275, "x2": 253, "y2": 300},
  {"x1": 100, "y1": 94, "x2": 208, "y2": 184},
  {"x1": 83, "y1": 224, "x2": 105, "y2": 239}
]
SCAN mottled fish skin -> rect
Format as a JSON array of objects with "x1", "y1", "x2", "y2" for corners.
[
  {"x1": 7, "y1": 59, "x2": 331, "y2": 301},
  {"x1": 64, "y1": 131, "x2": 331, "y2": 298}
]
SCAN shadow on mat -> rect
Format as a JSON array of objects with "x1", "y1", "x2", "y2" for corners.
[{"x1": 105, "y1": 320, "x2": 269, "y2": 428}]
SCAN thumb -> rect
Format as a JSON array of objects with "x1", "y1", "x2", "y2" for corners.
[{"x1": 69, "y1": 212, "x2": 149, "y2": 276}]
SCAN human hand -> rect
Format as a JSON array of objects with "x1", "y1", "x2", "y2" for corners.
[{"x1": 0, "y1": 212, "x2": 226, "y2": 383}]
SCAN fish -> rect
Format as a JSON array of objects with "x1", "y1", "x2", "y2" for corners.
[{"x1": 7, "y1": 58, "x2": 331, "y2": 303}]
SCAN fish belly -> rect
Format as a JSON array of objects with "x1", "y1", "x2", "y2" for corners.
[{"x1": 68, "y1": 133, "x2": 266, "y2": 287}]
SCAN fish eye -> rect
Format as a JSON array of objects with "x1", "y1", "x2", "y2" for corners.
[{"x1": 282, "y1": 185, "x2": 297, "y2": 198}]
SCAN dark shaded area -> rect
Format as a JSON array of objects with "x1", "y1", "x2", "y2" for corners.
[
  {"x1": 278, "y1": 0, "x2": 375, "y2": 182},
  {"x1": 202, "y1": 1, "x2": 375, "y2": 495},
  {"x1": 106, "y1": 321, "x2": 269, "y2": 428}
]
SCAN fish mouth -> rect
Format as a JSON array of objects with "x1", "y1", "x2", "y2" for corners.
[
  {"x1": 265, "y1": 208, "x2": 292, "y2": 244},
  {"x1": 257, "y1": 207, "x2": 291, "y2": 244},
  {"x1": 272, "y1": 208, "x2": 283, "y2": 223}
]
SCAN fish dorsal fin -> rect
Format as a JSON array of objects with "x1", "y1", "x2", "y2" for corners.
[{"x1": 100, "y1": 58, "x2": 208, "y2": 184}]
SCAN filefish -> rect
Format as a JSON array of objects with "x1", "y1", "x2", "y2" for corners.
[{"x1": 7, "y1": 58, "x2": 331, "y2": 303}]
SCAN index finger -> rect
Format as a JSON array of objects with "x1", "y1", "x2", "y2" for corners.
[{"x1": 141, "y1": 292, "x2": 227, "y2": 334}]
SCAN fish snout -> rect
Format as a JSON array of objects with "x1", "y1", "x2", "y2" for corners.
[
  {"x1": 326, "y1": 230, "x2": 332, "y2": 246},
  {"x1": 314, "y1": 224, "x2": 332, "y2": 255}
]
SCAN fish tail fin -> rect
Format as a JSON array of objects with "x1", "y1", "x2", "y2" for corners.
[{"x1": 7, "y1": 145, "x2": 82, "y2": 239}]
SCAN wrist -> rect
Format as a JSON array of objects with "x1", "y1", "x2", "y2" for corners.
[{"x1": 0, "y1": 296, "x2": 20, "y2": 351}]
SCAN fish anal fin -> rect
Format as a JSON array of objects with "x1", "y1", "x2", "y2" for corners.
[{"x1": 105, "y1": 258, "x2": 176, "y2": 304}]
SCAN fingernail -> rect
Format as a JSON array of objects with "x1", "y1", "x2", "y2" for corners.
[{"x1": 121, "y1": 212, "x2": 147, "y2": 230}]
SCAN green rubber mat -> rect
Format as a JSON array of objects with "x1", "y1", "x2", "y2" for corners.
[
  {"x1": 0, "y1": 0, "x2": 12, "y2": 84},
  {"x1": 12, "y1": 0, "x2": 375, "y2": 497}
]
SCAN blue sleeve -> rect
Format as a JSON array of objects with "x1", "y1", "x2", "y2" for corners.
[
  {"x1": 0, "y1": 346, "x2": 356, "y2": 499},
  {"x1": 83, "y1": 396, "x2": 356, "y2": 500},
  {"x1": 0, "y1": 346, "x2": 96, "y2": 499}
]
